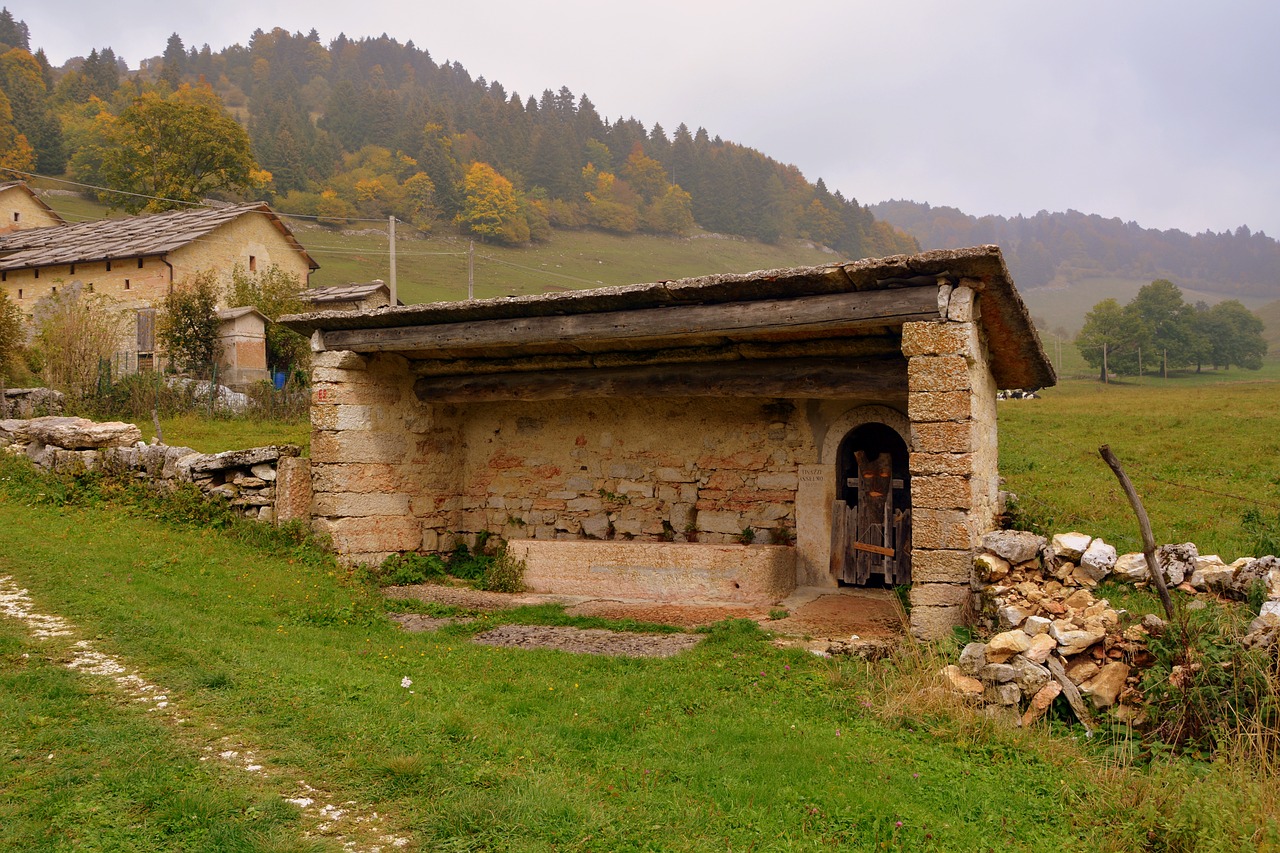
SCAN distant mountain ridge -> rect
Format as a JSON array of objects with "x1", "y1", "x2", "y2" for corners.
[{"x1": 871, "y1": 200, "x2": 1280, "y2": 300}]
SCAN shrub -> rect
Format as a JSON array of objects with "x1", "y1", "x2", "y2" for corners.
[
  {"x1": 377, "y1": 552, "x2": 447, "y2": 587},
  {"x1": 480, "y1": 547, "x2": 525, "y2": 594},
  {"x1": 158, "y1": 271, "x2": 222, "y2": 377}
]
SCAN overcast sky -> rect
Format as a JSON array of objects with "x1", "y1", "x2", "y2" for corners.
[{"x1": 12, "y1": 1, "x2": 1280, "y2": 237}]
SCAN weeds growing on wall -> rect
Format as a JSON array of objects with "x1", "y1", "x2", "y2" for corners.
[
  {"x1": 374, "y1": 536, "x2": 525, "y2": 593},
  {"x1": 1139, "y1": 603, "x2": 1280, "y2": 759}
]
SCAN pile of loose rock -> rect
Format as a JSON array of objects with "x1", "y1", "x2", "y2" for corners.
[
  {"x1": 0, "y1": 415, "x2": 300, "y2": 522},
  {"x1": 942, "y1": 529, "x2": 1280, "y2": 727}
]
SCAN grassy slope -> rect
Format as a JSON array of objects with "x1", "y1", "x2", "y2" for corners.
[
  {"x1": 0, "y1": 485, "x2": 1094, "y2": 851},
  {"x1": 37, "y1": 190, "x2": 843, "y2": 305},
  {"x1": 1022, "y1": 276, "x2": 1275, "y2": 338},
  {"x1": 999, "y1": 372, "x2": 1280, "y2": 558},
  {"x1": 1256, "y1": 299, "x2": 1280, "y2": 355}
]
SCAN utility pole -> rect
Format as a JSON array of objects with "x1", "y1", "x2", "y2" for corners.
[
  {"x1": 468, "y1": 240, "x2": 475, "y2": 300},
  {"x1": 388, "y1": 216, "x2": 397, "y2": 306},
  {"x1": 1138, "y1": 347, "x2": 1142, "y2": 378},
  {"x1": 1103, "y1": 342, "x2": 1108, "y2": 384}
]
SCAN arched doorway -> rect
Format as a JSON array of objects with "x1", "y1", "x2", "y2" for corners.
[{"x1": 831, "y1": 422, "x2": 911, "y2": 586}]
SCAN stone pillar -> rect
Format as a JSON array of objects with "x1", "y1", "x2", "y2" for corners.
[
  {"x1": 309, "y1": 350, "x2": 420, "y2": 564},
  {"x1": 901, "y1": 283, "x2": 999, "y2": 640},
  {"x1": 274, "y1": 456, "x2": 312, "y2": 525},
  {"x1": 795, "y1": 463, "x2": 837, "y2": 587}
]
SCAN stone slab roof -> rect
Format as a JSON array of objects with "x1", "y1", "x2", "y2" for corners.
[
  {"x1": 0, "y1": 202, "x2": 318, "y2": 272},
  {"x1": 303, "y1": 281, "x2": 391, "y2": 304},
  {"x1": 282, "y1": 245, "x2": 1056, "y2": 390}
]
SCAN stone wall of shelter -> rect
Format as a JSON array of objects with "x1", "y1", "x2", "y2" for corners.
[
  {"x1": 902, "y1": 281, "x2": 1000, "y2": 640},
  {"x1": 307, "y1": 349, "x2": 918, "y2": 572}
]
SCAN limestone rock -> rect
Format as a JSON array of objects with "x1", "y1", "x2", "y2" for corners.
[
  {"x1": 997, "y1": 604, "x2": 1032, "y2": 630},
  {"x1": 941, "y1": 664, "x2": 985, "y2": 696},
  {"x1": 979, "y1": 663, "x2": 1019, "y2": 684},
  {"x1": 1078, "y1": 540, "x2": 1117, "y2": 582},
  {"x1": 1054, "y1": 627, "x2": 1105, "y2": 655},
  {"x1": 1113, "y1": 552, "x2": 1149, "y2": 583},
  {"x1": 251, "y1": 462, "x2": 278, "y2": 481},
  {"x1": 1065, "y1": 657, "x2": 1100, "y2": 685},
  {"x1": 1141, "y1": 613, "x2": 1166, "y2": 637},
  {"x1": 1063, "y1": 589, "x2": 1095, "y2": 610},
  {"x1": 1010, "y1": 656, "x2": 1051, "y2": 697},
  {"x1": 1157, "y1": 543, "x2": 1198, "y2": 586},
  {"x1": 1083, "y1": 662, "x2": 1131, "y2": 709},
  {"x1": 1020, "y1": 681, "x2": 1062, "y2": 726},
  {"x1": 975, "y1": 552, "x2": 1011, "y2": 582},
  {"x1": 984, "y1": 682, "x2": 1022, "y2": 706},
  {"x1": 1023, "y1": 633, "x2": 1058, "y2": 664},
  {"x1": 1023, "y1": 615, "x2": 1052, "y2": 636},
  {"x1": 958, "y1": 642, "x2": 987, "y2": 675},
  {"x1": 1229, "y1": 556, "x2": 1280, "y2": 601},
  {"x1": 981, "y1": 530, "x2": 1046, "y2": 565},
  {"x1": 189, "y1": 444, "x2": 301, "y2": 474},
  {"x1": 25, "y1": 416, "x2": 142, "y2": 449},
  {"x1": 1190, "y1": 555, "x2": 1235, "y2": 592},
  {"x1": 1050, "y1": 532, "x2": 1092, "y2": 563},
  {"x1": 986, "y1": 629, "x2": 1032, "y2": 662}
]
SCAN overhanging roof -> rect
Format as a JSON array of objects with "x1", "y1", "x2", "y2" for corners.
[
  {"x1": 282, "y1": 245, "x2": 1056, "y2": 390},
  {"x1": 0, "y1": 202, "x2": 319, "y2": 272}
]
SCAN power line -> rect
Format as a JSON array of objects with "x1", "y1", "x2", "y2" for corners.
[{"x1": 476, "y1": 253, "x2": 603, "y2": 287}]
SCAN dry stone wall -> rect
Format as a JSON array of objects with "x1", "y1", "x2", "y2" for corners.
[
  {"x1": 943, "y1": 528, "x2": 1280, "y2": 726},
  {"x1": 0, "y1": 415, "x2": 304, "y2": 524}
]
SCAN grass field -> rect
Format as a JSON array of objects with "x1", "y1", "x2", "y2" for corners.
[
  {"x1": 999, "y1": 369, "x2": 1280, "y2": 559},
  {"x1": 3, "y1": 464, "x2": 1276, "y2": 850}
]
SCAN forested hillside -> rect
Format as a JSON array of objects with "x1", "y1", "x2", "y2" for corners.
[
  {"x1": 871, "y1": 199, "x2": 1280, "y2": 299},
  {"x1": 0, "y1": 9, "x2": 916, "y2": 260}
]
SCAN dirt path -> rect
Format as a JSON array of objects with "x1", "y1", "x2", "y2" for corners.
[
  {"x1": 383, "y1": 583, "x2": 906, "y2": 657},
  {"x1": 0, "y1": 575, "x2": 412, "y2": 853}
]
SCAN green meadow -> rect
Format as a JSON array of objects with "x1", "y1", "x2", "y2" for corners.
[{"x1": 2, "y1": 366, "x2": 1280, "y2": 850}]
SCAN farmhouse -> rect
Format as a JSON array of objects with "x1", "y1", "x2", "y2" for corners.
[
  {"x1": 0, "y1": 181, "x2": 65, "y2": 234},
  {"x1": 0, "y1": 201, "x2": 317, "y2": 371},
  {"x1": 282, "y1": 245, "x2": 1055, "y2": 639}
]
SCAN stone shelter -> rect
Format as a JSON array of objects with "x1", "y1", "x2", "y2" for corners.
[
  {"x1": 216, "y1": 306, "x2": 270, "y2": 387},
  {"x1": 0, "y1": 202, "x2": 317, "y2": 371},
  {"x1": 0, "y1": 181, "x2": 65, "y2": 234},
  {"x1": 282, "y1": 246, "x2": 1054, "y2": 639}
]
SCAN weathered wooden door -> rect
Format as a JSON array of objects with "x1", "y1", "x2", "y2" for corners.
[{"x1": 830, "y1": 424, "x2": 911, "y2": 585}]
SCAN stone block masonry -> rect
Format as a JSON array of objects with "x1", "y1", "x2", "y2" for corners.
[
  {"x1": 901, "y1": 281, "x2": 1001, "y2": 641},
  {"x1": 306, "y1": 351, "x2": 828, "y2": 568},
  {"x1": 0, "y1": 415, "x2": 306, "y2": 525}
]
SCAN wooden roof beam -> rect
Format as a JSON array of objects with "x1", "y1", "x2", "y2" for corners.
[
  {"x1": 413, "y1": 356, "x2": 908, "y2": 404},
  {"x1": 319, "y1": 286, "x2": 940, "y2": 355}
]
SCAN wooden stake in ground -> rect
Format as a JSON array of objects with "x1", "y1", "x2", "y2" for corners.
[{"x1": 1098, "y1": 444, "x2": 1175, "y2": 620}]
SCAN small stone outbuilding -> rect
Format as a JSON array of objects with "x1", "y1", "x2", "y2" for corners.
[
  {"x1": 216, "y1": 307, "x2": 270, "y2": 388},
  {"x1": 282, "y1": 246, "x2": 1055, "y2": 639}
]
